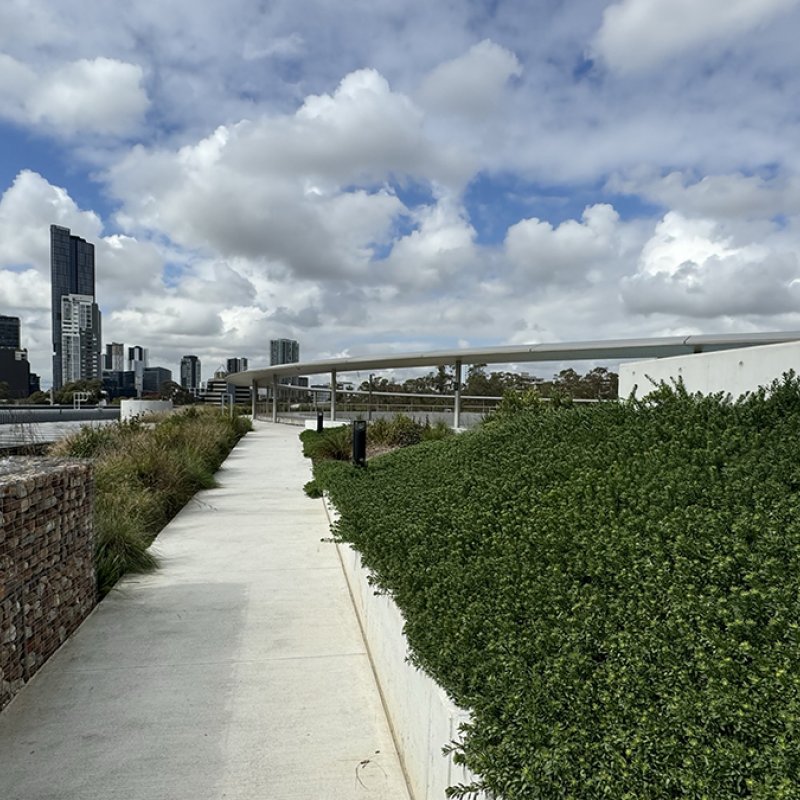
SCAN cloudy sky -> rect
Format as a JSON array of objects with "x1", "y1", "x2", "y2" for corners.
[{"x1": 2, "y1": 0, "x2": 800, "y2": 386}]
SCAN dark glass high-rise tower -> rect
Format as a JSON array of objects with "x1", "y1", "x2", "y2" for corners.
[
  {"x1": 50, "y1": 225, "x2": 100, "y2": 389},
  {"x1": 180, "y1": 355, "x2": 201, "y2": 394},
  {"x1": 0, "y1": 315, "x2": 21, "y2": 350}
]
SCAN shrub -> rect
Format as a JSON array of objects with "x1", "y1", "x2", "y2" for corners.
[
  {"x1": 368, "y1": 417, "x2": 393, "y2": 445},
  {"x1": 299, "y1": 425, "x2": 351, "y2": 462},
  {"x1": 313, "y1": 375, "x2": 800, "y2": 799},
  {"x1": 386, "y1": 413, "x2": 423, "y2": 446},
  {"x1": 303, "y1": 479, "x2": 323, "y2": 498},
  {"x1": 420, "y1": 419, "x2": 454, "y2": 442}
]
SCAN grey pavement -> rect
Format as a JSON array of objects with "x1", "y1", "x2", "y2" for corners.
[{"x1": 0, "y1": 421, "x2": 411, "y2": 800}]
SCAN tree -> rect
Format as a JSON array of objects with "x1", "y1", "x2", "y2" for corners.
[
  {"x1": 0, "y1": 381, "x2": 9, "y2": 401},
  {"x1": 159, "y1": 381, "x2": 195, "y2": 405},
  {"x1": 54, "y1": 379, "x2": 102, "y2": 405},
  {"x1": 433, "y1": 365, "x2": 454, "y2": 394},
  {"x1": 583, "y1": 367, "x2": 618, "y2": 400},
  {"x1": 551, "y1": 368, "x2": 619, "y2": 399},
  {"x1": 27, "y1": 391, "x2": 50, "y2": 405}
]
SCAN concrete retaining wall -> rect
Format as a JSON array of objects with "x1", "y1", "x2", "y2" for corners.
[
  {"x1": 0, "y1": 459, "x2": 96, "y2": 712},
  {"x1": 120, "y1": 399, "x2": 173, "y2": 421},
  {"x1": 334, "y1": 530, "x2": 486, "y2": 799},
  {"x1": 619, "y1": 340, "x2": 800, "y2": 399},
  {"x1": 290, "y1": 410, "x2": 487, "y2": 429}
]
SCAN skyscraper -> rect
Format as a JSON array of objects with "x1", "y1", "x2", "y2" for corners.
[
  {"x1": 270, "y1": 339, "x2": 299, "y2": 366},
  {"x1": 0, "y1": 315, "x2": 21, "y2": 350},
  {"x1": 226, "y1": 357, "x2": 248, "y2": 374},
  {"x1": 180, "y1": 355, "x2": 201, "y2": 394},
  {"x1": 0, "y1": 314, "x2": 29, "y2": 398},
  {"x1": 104, "y1": 342, "x2": 125, "y2": 371},
  {"x1": 50, "y1": 225, "x2": 101, "y2": 389},
  {"x1": 60, "y1": 295, "x2": 102, "y2": 385},
  {"x1": 128, "y1": 345, "x2": 148, "y2": 397}
]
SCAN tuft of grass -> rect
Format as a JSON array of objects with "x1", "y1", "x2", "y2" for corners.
[
  {"x1": 299, "y1": 425, "x2": 351, "y2": 462},
  {"x1": 53, "y1": 407, "x2": 252, "y2": 596}
]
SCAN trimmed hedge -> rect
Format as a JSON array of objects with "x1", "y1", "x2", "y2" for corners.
[{"x1": 313, "y1": 377, "x2": 800, "y2": 799}]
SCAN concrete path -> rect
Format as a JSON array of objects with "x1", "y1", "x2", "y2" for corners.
[{"x1": 0, "y1": 422, "x2": 411, "y2": 800}]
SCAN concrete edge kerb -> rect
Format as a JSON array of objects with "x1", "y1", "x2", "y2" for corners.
[
  {"x1": 322, "y1": 496, "x2": 417, "y2": 800},
  {"x1": 322, "y1": 494, "x2": 485, "y2": 800}
]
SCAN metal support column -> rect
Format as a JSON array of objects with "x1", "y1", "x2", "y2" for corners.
[
  {"x1": 454, "y1": 360, "x2": 462, "y2": 429},
  {"x1": 272, "y1": 375, "x2": 278, "y2": 423},
  {"x1": 251, "y1": 379, "x2": 257, "y2": 419},
  {"x1": 330, "y1": 370, "x2": 337, "y2": 422}
]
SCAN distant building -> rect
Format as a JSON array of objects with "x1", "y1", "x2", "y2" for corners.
[
  {"x1": 142, "y1": 367, "x2": 172, "y2": 395},
  {"x1": 0, "y1": 349, "x2": 30, "y2": 399},
  {"x1": 60, "y1": 294, "x2": 102, "y2": 385},
  {"x1": 200, "y1": 368, "x2": 252, "y2": 406},
  {"x1": 102, "y1": 370, "x2": 137, "y2": 400},
  {"x1": 0, "y1": 315, "x2": 21, "y2": 350},
  {"x1": 104, "y1": 342, "x2": 125, "y2": 372},
  {"x1": 29, "y1": 373, "x2": 41, "y2": 395},
  {"x1": 180, "y1": 355, "x2": 202, "y2": 395},
  {"x1": 226, "y1": 357, "x2": 248, "y2": 374},
  {"x1": 51, "y1": 225, "x2": 99, "y2": 390},
  {"x1": 127, "y1": 345, "x2": 148, "y2": 368},
  {"x1": 128, "y1": 346, "x2": 148, "y2": 397},
  {"x1": 270, "y1": 339, "x2": 299, "y2": 366},
  {"x1": 0, "y1": 316, "x2": 35, "y2": 398}
]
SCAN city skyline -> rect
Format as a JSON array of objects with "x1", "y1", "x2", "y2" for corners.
[{"x1": 2, "y1": 2, "x2": 800, "y2": 385}]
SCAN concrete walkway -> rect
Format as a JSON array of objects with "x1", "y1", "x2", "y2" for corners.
[{"x1": 0, "y1": 422, "x2": 411, "y2": 800}]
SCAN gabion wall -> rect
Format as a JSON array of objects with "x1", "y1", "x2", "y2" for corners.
[{"x1": 0, "y1": 458, "x2": 96, "y2": 712}]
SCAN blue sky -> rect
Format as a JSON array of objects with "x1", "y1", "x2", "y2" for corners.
[{"x1": 2, "y1": 0, "x2": 800, "y2": 385}]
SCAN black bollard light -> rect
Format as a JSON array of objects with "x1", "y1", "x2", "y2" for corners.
[
  {"x1": 316, "y1": 411, "x2": 324, "y2": 432},
  {"x1": 352, "y1": 420, "x2": 367, "y2": 468}
]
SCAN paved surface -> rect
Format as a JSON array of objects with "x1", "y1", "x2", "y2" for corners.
[{"x1": 0, "y1": 421, "x2": 410, "y2": 800}]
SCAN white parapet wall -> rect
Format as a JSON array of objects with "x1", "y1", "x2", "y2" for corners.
[
  {"x1": 120, "y1": 399, "x2": 174, "y2": 421},
  {"x1": 303, "y1": 418, "x2": 350, "y2": 430},
  {"x1": 336, "y1": 541, "x2": 485, "y2": 800},
  {"x1": 618, "y1": 340, "x2": 800, "y2": 400}
]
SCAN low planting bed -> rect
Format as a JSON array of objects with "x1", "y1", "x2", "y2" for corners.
[
  {"x1": 51, "y1": 407, "x2": 251, "y2": 595},
  {"x1": 312, "y1": 379, "x2": 800, "y2": 799}
]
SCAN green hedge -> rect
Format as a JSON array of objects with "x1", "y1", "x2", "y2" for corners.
[{"x1": 314, "y1": 377, "x2": 800, "y2": 799}]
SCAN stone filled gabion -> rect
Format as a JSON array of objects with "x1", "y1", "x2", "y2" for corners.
[{"x1": 0, "y1": 458, "x2": 95, "y2": 712}]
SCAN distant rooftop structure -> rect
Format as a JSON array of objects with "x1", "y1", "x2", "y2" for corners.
[
  {"x1": 226, "y1": 357, "x2": 248, "y2": 374},
  {"x1": 270, "y1": 339, "x2": 299, "y2": 366}
]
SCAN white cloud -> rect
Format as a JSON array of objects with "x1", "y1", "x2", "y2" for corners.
[
  {"x1": 593, "y1": 0, "x2": 799, "y2": 73},
  {"x1": 382, "y1": 196, "x2": 479, "y2": 289},
  {"x1": 0, "y1": 269, "x2": 50, "y2": 310},
  {"x1": 416, "y1": 40, "x2": 522, "y2": 120},
  {"x1": 0, "y1": 170, "x2": 102, "y2": 271},
  {"x1": 0, "y1": 56, "x2": 148, "y2": 136},
  {"x1": 505, "y1": 204, "x2": 629, "y2": 286},
  {"x1": 609, "y1": 169, "x2": 800, "y2": 221},
  {"x1": 622, "y1": 211, "x2": 800, "y2": 316},
  {"x1": 243, "y1": 32, "x2": 305, "y2": 61},
  {"x1": 105, "y1": 68, "x2": 469, "y2": 284}
]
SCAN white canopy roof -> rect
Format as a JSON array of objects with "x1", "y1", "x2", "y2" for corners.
[{"x1": 227, "y1": 331, "x2": 800, "y2": 387}]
